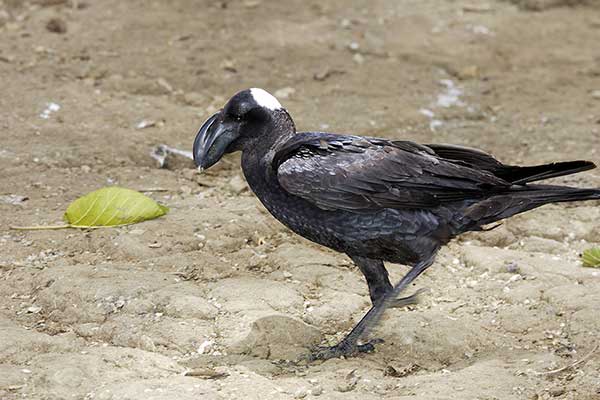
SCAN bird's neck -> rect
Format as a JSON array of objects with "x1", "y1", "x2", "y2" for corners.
[{"x1": 240, "y1": 112, "x2": 295, "y2": 196}]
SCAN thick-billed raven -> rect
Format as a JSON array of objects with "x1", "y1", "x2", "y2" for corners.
[{"x1": 193, "y1": 88, "x2": 600, "y2": 360}]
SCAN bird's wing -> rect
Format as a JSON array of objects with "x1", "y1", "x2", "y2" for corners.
[
  {"x1": 424, "y1": 143, "x2": 505, "y2": 171},
  {"x1": 274, "y1": 133, "x2": 512, "y2": 212},
  {"x1": 426, "y1": 143, "x2": 596, "y2": 185}
]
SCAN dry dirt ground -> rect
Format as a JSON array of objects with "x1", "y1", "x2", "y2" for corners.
[{"x1": 1, "y1": 0, "x2": 600, "y2": 399}]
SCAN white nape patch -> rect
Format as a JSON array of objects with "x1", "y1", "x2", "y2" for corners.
[{"x1": 250, "y1": 88, "x2": 282, "y2": 111}]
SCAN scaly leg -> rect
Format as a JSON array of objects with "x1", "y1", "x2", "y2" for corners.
[
  {"x1": 351, "y1": 255, "x2": 428, "y2": 308},
  {"x1": 351, "y1": 256, "x2": 393, "y2": 305},
  {"x1": 310, "y1": 257, "x2": 434, "y2": 361}
]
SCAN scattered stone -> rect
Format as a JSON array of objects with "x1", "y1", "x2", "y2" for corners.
[
  {"x1": 313, "y1": 68, "x2": 345, "y2": 81},
  {"x1": 0, "y1": 195, "x2": 28, "y2": 205},
  {"x1": 138, "y1": 335, "x2": 156, "y2": 352},
  {"x1": 150, "y1": 144, "x2": 194, "y2": 170},
  {"x1": 340, "y1": 18, "x2": 352, "y2": 28},
  {"x1": 437, "y1": 79, "x2": 463, "y2": 108},
  {"x1": 505, "y1": 261, "x2": 520, "y2": 274},
  {"x1": 156, "y1": 78, "x2": 173, "y2": 93},
  {"x1": 135, "y1": 119, "x2": 156, "y2": 129},
  {"x1": 347, "y1": 42, "x2": 360, "y2": 52},
  {"x1": 458, "y1": 65, "x2": 480, "y2": 80},
  {"x1": 293, "y1": 388, "x2": 308, "y2": 399},
  {"x1": 220, "y1": 59, "x2": 236, "y2": 73},
  {"x1": 184, "y1": 367, "x2": 228, "y2": 379},
  {"x1": 510, "y1": 0, "x2": 589, "y2": 11},
  {"x1": 46, "y1": 17, "x2": 67, "y2": 34},
  {"x1": 40, "y1": 102, "x2": 61, "y2": 119},
  {"x1": 591, "y1": 90, "x2": 600, "y2": 100},
  {"x1": 462, "y1": 3, "x2": 494, "y2": 12},
  {"x1": 27, "y1": 305, "x2": 42, "y2": 313},
  {"x1": 309, "y1": 385, "x2": 323, "y2": 396},
  {"x1": 468, "y1": 24, "x2": 493, "y2": 35},
  {"x1": 352, "y1": 53, "x2": 365, "y2": 64},
  {"x1": 549, "y1": 387, "x2": 565, "y2": 397},
  {"x1": 274, "y1": 87, "x2": 296, "y2": 99},
  {"x1": 243, "y1": 0, "x2": 261, "y2": 8},
  {"x1": 197, "y1": 339, "x2": 214, "y2": 354},
  {"x1": 384, "y1": 364, "x2": 421, "y2": 377}
]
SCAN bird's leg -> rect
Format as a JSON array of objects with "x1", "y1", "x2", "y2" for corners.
[
  {"x1": 310, "y1": 257, "x2": 434, "y2": 361},
  {"x1": 351, "y1": 255, "x2": 426, "y2": 308},
  {"x1": 389, "y1": 287, "x2": 430, "y2": 308},
  {"x1": 351, "y1": 256, "x2": 393, "y2": 305}
]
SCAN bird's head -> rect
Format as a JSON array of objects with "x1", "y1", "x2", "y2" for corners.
[{"x1": 193, "y1": 88, "x2": 290, "y2": 171}]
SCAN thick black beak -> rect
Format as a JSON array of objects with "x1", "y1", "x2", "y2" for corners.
[{"x1": 193, "y1": 113, "x2": 238, "y2": 171}]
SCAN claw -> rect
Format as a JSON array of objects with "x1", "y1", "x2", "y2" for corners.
[{"x1": 309, "y1": 338, "x2": 384, "y2": 361}]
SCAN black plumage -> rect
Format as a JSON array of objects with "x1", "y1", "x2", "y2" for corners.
[{"x1": 193, "y1": 88, "x2": 600, "y2": 360}]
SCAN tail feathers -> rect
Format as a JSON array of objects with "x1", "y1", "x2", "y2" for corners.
[
  {"x1": 499, "y1": 160, "x2": 596, "y2": 185},
  {"x1": 462, "y1": 185, "x2": 600, "y2": 230},
  {"x1": 512, "y1": 184, "x2": 600, "y2": 204}
]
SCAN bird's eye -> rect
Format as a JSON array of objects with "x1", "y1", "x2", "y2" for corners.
[{"x1": 235, "y1": 115, "x2": 242, "y2": 122}]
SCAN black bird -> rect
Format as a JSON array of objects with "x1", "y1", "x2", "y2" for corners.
[{"x1": 193, "y1": 88, "x2": 600, "y2": 360}]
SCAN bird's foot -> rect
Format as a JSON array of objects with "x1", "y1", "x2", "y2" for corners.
[
  {"x1": 309, "y1": 338, "x2": 384, "y2": 361},
  {"x1": 389, "y1": 287, "x2": 429, "y2": 308}
]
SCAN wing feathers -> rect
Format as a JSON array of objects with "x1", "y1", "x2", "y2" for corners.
[{"x1": 275, "y1": 134, "x2": 511, "y2": 212}]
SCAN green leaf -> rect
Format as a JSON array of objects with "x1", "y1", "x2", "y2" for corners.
[
  {"x1": 63, "y1": 187, "x2": 168, "y2": 228},
  {"x1": 582, "y1": 247, "x2": 600, "y2": 268}
]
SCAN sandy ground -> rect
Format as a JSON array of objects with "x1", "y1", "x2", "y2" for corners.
[{"x1": 1, "y1": 0, "x2": 600, "y2": 399}]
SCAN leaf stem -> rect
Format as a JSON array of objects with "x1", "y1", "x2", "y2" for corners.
[{"x1": 9, "y1": 224, "x2": 72, "y2": 231}]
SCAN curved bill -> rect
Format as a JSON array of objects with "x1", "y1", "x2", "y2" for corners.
[{"x1": 192, "y1": 112, "x2": 230, "y2": 171}]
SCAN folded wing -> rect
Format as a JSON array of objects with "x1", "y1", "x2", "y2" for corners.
[{"x1": 274, "y1": 133, "x2": 513, "y2": 212}]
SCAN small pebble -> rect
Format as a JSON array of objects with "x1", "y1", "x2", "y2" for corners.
[
  {"x1": 309, "y1": 385, "x2": 323, "y2": 396},
  {"x1": 591, "y1": 90, "x2": 600, "y2": 100},
  {"x1": 0, "y1": 195, "x2": 28, "y2": 205},
  {"x1": 46, "y1": 17, "x2": 67, "y2": 34},
  {"x1": 157, "y1": 78, "x2": 173, "y2": 92},
  {"x1": 549, "y1": 387, "x2": 565, "y2": 397},
  {"x1": 352, "y1": 53, "x2": 365, "y2": 65},
  {"x1": 274, "y1": 87, "x2": 295, "y2": 99},
  {"x1": 505, "y1": 261, "x2": 520, "y2": 273},
  {"x1": 135, "y1": 119, "x2": 156, "y2": 130},
  {"x1": 458, "y1": 65, "x2": 479, "y2": 80},
  {"x1": 293, "y1": 388, "x2": 308, "y2": 399},
  {"x1": 243, "y1": 0, "x2": 261, "y2": 8},
  {"x1": 462, "y1": 4, "x2": 493, "y2": 13}
]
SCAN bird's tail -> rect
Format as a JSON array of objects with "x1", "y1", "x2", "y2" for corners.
[
  {"x1": 461, "y1": 185, "x2": 600, "y2": 230},
  {"x1": 499, "y1": 160, "x2": 595, "y2": 185}
]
